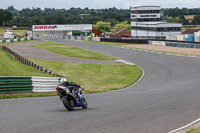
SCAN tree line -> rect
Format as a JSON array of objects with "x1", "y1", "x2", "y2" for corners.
[
  {"x1": 163, "y1": 8, "x2": 200, "y2": 25},
  {"x1": 1, "y1": 6, "x2": 200, "y2": 29},
  {"x1": 5, "y1": 6, "x2": 130, "y2": 27},
  {"x1": 0, "y1": 9, "x2": 12, "y2": 26}
]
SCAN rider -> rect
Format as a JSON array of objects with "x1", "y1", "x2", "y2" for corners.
[{"x1": 58, "y1": 77, "x2": 80, "y2": 96}]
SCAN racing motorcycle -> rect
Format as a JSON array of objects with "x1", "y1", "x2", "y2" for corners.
[{"x1": 56, "y1": 79, "x2": 87, "y2": 111}]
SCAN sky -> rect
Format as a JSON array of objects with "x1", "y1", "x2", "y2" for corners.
[{"x1": 0, "y1": 0, "x2": 200, "y2": 10}]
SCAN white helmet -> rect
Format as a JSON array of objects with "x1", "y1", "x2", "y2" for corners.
[{"x1": 59, "y1": 77, "x2": 67, "y2": 83}]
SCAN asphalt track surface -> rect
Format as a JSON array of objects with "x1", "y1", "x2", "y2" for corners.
[{"x1": 1, "y1": 37, "x2": 200, "y2": 133}]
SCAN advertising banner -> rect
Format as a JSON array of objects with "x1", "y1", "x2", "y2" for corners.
[{"x1": 32, "y1": 24, "x2": 92, "y2": 31}]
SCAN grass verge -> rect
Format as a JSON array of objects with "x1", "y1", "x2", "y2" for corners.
[
  {"x1": 29, "y1": 58, "x2": 143, "y2": 94},
  {"x1": 0, "y1": 57, "x2": 142, "y2": 99},
  {"x1": 186, "y1": 126, "x2": 200, "y2": 133},
  {"x1": 0, "y1": 48, "x2": 53, "y2": 76},
  {"x1": 32, "y1": 41, "x2": 116, "y2": 60},
  {"x1": 82, "y1": 40, "x2": 143, "y2": 46},
  {"x1": 0, "y1": 29, "x2": 27, "y2": 36},
  {"x1": 0, "y1": 92, "x2": 56, "y2": 99}
]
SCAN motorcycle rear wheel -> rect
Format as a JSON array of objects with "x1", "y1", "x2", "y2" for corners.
[{"x1": 62, "y1": 96, "x2": 75, "y2": 111}]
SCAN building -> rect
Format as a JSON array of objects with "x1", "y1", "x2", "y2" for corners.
[
  {"x1": 131, "y1": 6, "x2": 182, "y2": 39},
  {"x1": 181, "y1": 29, "x2": 200, "y2": 42},
  {"x1": 110, "y1": 28, "x2": 131, "y2": 39}
]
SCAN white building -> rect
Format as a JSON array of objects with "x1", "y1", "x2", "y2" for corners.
[{"x1": 131, "y1": 6, "x2": 182, "y2": 39}]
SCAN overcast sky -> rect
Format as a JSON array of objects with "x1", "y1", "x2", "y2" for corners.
[{"x1": 1, "y1": 0, "x2": 200, "y2": 10}]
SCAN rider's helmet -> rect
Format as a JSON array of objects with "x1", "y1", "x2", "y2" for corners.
[{"x1": 59, "y1": 77, "x2": 67, "y2": 83}]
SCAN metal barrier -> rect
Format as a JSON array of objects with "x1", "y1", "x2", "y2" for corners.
[
  {"x1": 165, "y1": 42, "x2": 200, "y2": 48},
  {"x1": 0, "y1": 76, "x2": 33, "y2": 94},
  {"x1": 100, "y1": 38, "x2": 149, "y2": 44},
  {"x1": 0, "y1": 37, "x2": 34, "y2": 43},
  {"x1": 32, "y1": 77, "x2": 60, "y2": 92},
  {"x1": 0, "y1": 76, "x2": 60, "y2": 94}
]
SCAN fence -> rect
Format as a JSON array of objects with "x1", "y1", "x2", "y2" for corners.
[
  {"x1": 1, "y1": 46, "x2": 62, "y2": 77},
  {"x1": 66, "y1": 35, "x2": 100, "y2": 41},
  {"x1": 0, "y1": 37, "x2": 34, "y2": 43},
  {"x1": 47, "y1": 32, "x2": 65, "y2": 39},
  {"x1": 0, "y1": 76, "x2": 60, "y2": 94},
  {"x1": 100, "y1": 38, "x2": 149, "y2": 44},
  {"x1": 149, "y1": 40, "x2": 200, "y2": 48}
]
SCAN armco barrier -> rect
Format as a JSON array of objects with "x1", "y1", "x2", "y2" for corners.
[
  {"x1": 0, "y1": 77, "x2": 60, "y2": 94},
  {"x1": 32, "y1": 77, "x2": 60, "y2": 92},
  {"x1": 165, "y1": 42, "x2": 200, "y2": 48},
  {"x1": 0, "y1": 76, "x2": 33, "y2": 94},
  {"x1": 100, "y1": 38, "x2": 149, "y2": 44}
]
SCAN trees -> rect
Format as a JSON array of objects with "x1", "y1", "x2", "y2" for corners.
[
  {"x1": 51, "y1": 13, "x2": 66, "y2": 24},
  {"x1": 178, "y1": 15, "x2": 190, "y2": 25},
  {"x1": 93, "y1": 21, "x2": 111, "y2": 32},
  {"x1": 192, "y1": 15, "x2": 200, "y2": 25},
  {"x1": 3, "y1": 7, "x2": 200, "y2": 27},
  {"x1": 114, "y1": 21, "x2": 131, "y2": 31},
  {"x1": 0, "y1": 9, "x2": 12, "y2": 26}
]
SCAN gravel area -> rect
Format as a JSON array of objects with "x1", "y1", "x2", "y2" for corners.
[
  {"x1": 124, "y1": 44, "x2": 200, "y2": 56},
  {"x1": 8, "y1": 40, "x2": 124, "y2": 64}
]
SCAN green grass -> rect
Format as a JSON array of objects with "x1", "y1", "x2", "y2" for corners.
[
  {"x1": 0, "y1": 49, "x2": 53, "y2": 76},
  {"x1": 12, "y1": 30, "x2": 27, "y2": 36},
  {"x1": 0, "y1": 28, "x2": 26, "y2": 36},
  {"x1": 0, "y1": 92, "x2": 57, "y2": 99},
  {"x1": 0, "y1": 29, "x2": 4, "y2": 35},
  {"x1": 186, "y1": 126, "x2": 200, "y2": 133},
  {"x1": 83, "y1": 40, "x2": 143, "y2": 46},
  {"x1": 32, "y1": 41, "x2": 116, "y2": 60},
  {"x1": 29, "y1": 58, "x2": 143, "y2": 93}
]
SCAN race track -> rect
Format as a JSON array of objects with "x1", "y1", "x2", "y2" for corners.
[{"x1": 1, "y1": 37, "x2": 200, "y2": 133}]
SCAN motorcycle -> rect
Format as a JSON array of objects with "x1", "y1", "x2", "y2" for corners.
[{"x1": 56, "y1": 83, "x2": 87, "y2": 111}]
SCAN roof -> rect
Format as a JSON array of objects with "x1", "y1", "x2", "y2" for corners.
[
  {"x1": 130, "y1": 6, "x2": 161, "y2": 10},
  {"x1": 131, "y1": 6, "x2": 160, "y2": 8},
  {"x1": 182, "y1": 29, "x2": 200, "y2": 34},
  {"x1": 111, "y1": 28, "x2": 130, "y2": 35},
  {"x1": 134, "y1": 21, "x2": 181, "y2": 25}
]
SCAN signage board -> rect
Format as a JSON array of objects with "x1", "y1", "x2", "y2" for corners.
[{"x1": 32, "y1": 24, "x2": 92, "y2": 31}]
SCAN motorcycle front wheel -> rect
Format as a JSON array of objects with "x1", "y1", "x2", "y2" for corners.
[
  {"x1": 82, "y1": 97, "x2": 87, "y2": 109},
  {"x1": 62, "y1": 96, "x2": 75, "y2": 111}
]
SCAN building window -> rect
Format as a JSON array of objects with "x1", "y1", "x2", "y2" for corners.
[
  {"x1": 132, "y1": 26, "x2": 181, "y2": 32},
  {"x1": 135, "y1": 10, "x2": 160, "y2": 14}
]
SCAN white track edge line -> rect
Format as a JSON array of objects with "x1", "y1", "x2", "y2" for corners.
[{"x1": 168, "y1": 118, "x2": 200, "y2": 133}]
